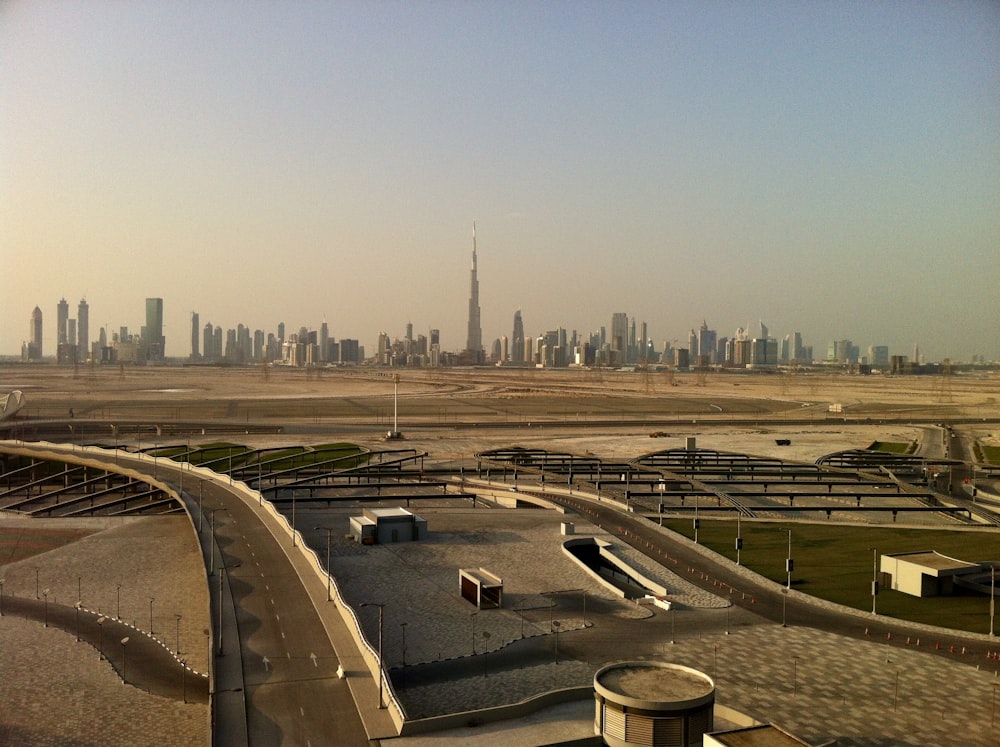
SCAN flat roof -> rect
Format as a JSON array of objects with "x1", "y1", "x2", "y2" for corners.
[
  {"x1": 886, "y1": 551, "x2": 979, "y2": 573},
  {"x1": 597, "y1": 663, "x2": 712, "y2": 701},
  {"x1": 709, "y1": 724, "x2": 812, "y2": 746},
  {"x1": 366, "y1": 507, "x2": 419, "y2": 519},
  {"x1": 460, "y1": 567, "x2": 503, "y2": 585}
]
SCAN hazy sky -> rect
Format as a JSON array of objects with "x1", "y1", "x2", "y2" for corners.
[{"x1": 3, "y1": 1, "x2": 998, "y2": 362}]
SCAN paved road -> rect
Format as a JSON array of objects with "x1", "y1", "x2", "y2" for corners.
[
  {"x1": 545, "y1": 489, "x2": 998, "y2": 665},
  {"x1": 10, "y1": 444, "x2": 373, "y2": 747}
]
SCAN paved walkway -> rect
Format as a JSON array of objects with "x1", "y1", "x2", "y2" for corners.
[{"x1": 0, "y1": 516, "x2": 210, "y2": 746}]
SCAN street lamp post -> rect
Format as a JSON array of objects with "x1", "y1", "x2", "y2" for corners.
[
  {"x1": 361, "y1": 602, "x2": 385, "y2": 709},
  {"x1": 785, "y1": 528, "x2": 793, "y2": 590},
  {"x1": 292, "y1": 491, "x2": 297, "y2": 547},
  {"x1": 121, "y1": 637, "x2": 129, "y2": 685},
  {"x1": 43, "y1": 588, "x2": 50, "y2": 627},
  {"x1": 315, "y1": 526, "x2": 334, "y2": 601},
  {"x1": 735, "y1": 513, "x2": 743, "y2": 565},
  {"x1": 694, "y1": 495, "x2": 699, "y2": 543},
  {"x1": 97, "y1": 617, "x2": 106, "y2": 660},
  {"x1": 552, "y1": 620, "x2": 561, "y2": 664},
  {"x1": 75, "y1": 602, "x2": 82, "y2": 641},
  {"x1": 870, "y1": 547, "x2": 879, "y2": 615},
  {"x1": 149, "y1": 597, "x2": 155, "y2": 635},
  {"x1": 990, "y1": 565, "x2": 996, "y2": 638},
  {"x1": 175, "y1": 613, "x2": 182, "y2": 653},
  {"x1": 209, "y1": 509, "x2": 219, "y2": 575},
  {"x1": 116, "y1": 584, "x2": 122, "y2": 620}
]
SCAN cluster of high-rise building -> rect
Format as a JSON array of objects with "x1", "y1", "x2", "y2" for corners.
[
  {"x1": 22, "y1": 297, "x2": 165, "y2": 365},
  {"x1": 20, "y1": 231, "x2": 962, "y2": 370},
  {"x1": 191, "y1": 314, "x2": 364, "y2": 367}
]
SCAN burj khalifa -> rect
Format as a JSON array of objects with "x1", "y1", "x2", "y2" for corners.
[{"x1": 465, "y1": 223, "x2": 482, "y2": 356}]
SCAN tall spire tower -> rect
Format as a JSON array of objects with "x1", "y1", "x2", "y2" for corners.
[{"x1": 465, "y1": 222, "x2": 482, "y2": 355}]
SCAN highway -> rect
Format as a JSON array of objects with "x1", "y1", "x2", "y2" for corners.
[{"x1": 30, "y1": 447, "x2": 374, "y2": 747}]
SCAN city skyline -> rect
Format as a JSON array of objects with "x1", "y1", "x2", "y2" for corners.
[
  {"x1": 3, "y1": 3, "x2": 998, "y2": 362},
  {"x1": 12, "y1": 290, "x2": 974, "y2": 369}
]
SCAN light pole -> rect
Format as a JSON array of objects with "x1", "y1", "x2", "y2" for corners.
[
  {"x1": 149, "y1": 597, "x2": 155, "y2": 635},
  {"x1": 116, "y1": 584, "x2": 122, "y2": 620},
  {"x1": 870, "y1": 547, "x2": 879, "y2": 615},
  {"x1": 121, "y1": 637, "x2": 129, "y2": 684},
  {"x1": 315, "y1": 526, "x2": 334, "y2": 601},
  {"x1": 735, "y1": 513, "x2": 742, "y2": 565},
  {"x1": 471, "y1": 611, "x2": 478, "y2": 654},
  {"x1": 361, "y1": 602, "x2": 385, "y2": 709},
  {"x1": 43, "y1": 588, "x2": 50, "y2": 627},
  {"x1": 209, "y1": 509, "x2": 219, "y2": 575},
  {"x1": 175, "y1": 613, "x2": 182, "y2": 653},
  {"x1": 0, "y1": 578, "x2": 5, "y2": 617},
  {"x1": 292, "y1": 491, "x2": 297, "y2": 547},
  {"x1": 400, "y1": 622, "x2": 407, "y2": 668},
  {"x1": 75, "y1": 602, "x2": 82, "y2": 641},
  {"x1": 694, "y1": 494, "x2": 699, "y2": 543},
  {"x1": 98, "y1": 617, "x2": 106, "y2": 660},
  {"x1": 552, "y1": 620, "x2": 561, "y2": 664},
  {"x1": 35, "y1": 568, "x2": 40, "y2": 599},
  {"x1": 785, "y1": 528, "x2": 793, "y2": 590},
  {"x1": 990, "y1": 565, "x2": 996, "y2": 638}
]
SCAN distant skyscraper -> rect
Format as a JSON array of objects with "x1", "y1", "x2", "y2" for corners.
[
  {"x1": 697, "y1": 321, "x2": 716, "y2": 365},
  {"x1": 145, "y1": 298, "x2": 165, "y2": 360},
  {"x1": 57, "y1": 298, "x2": 69, "y2": 344},
  {"x1": 320, "y1": 321, "x2": 330, "y2": 363},
  {"x1": 191, "y1": 312, "x2": 200, "y2": 359},
  {"x1": 512, "y1": 309, "x2": 525, "y2": 364},
  {"x1": 27, "y1": 306, "x2": 43, "y2": 359},
  {"x1": 77, "y1": 298, "x2": 89, "y2": 359},
  {"x1": 466, "y1": 223, "x2": 482, "y2": 354},
  {"x1": 611, "y1": 312, "x2": 628, "y2": 355}
]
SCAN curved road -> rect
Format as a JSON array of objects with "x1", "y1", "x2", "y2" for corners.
[
  {"x1": 542, "y1": 488, "x2": 997, "y2": 665},
  {"x1": 4, "y1": 444, "x2": 372, "y2": 747}
]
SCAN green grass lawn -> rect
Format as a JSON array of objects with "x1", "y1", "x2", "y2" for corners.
[
  {"x1": 867, "y1": 441, "x2": 911, "y2": 454},
  {"x1": 662, "y1": 519, "x2": 999, "y2": 635},
  {"x1": 981, "y1": 444, "x2": 1000, "y2": 465}
]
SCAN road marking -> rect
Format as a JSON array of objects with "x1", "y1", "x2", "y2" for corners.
[
  {"x1": 300, "y1": 707, "x2": 305, "y2": 717},
  {"x1": 281, "y1": 631, "x2": 285, "y2": 639},
  {"x1": 310, "y1": 652, "x2": 318, "y2": 667},
  {"x1": 262, "y1": 656, "x2": 270, "y2": 671}
]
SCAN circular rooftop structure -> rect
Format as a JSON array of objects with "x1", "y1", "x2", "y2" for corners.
[{"x1": 594, "y1": 661, "x2": 715, "y2": 747}]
